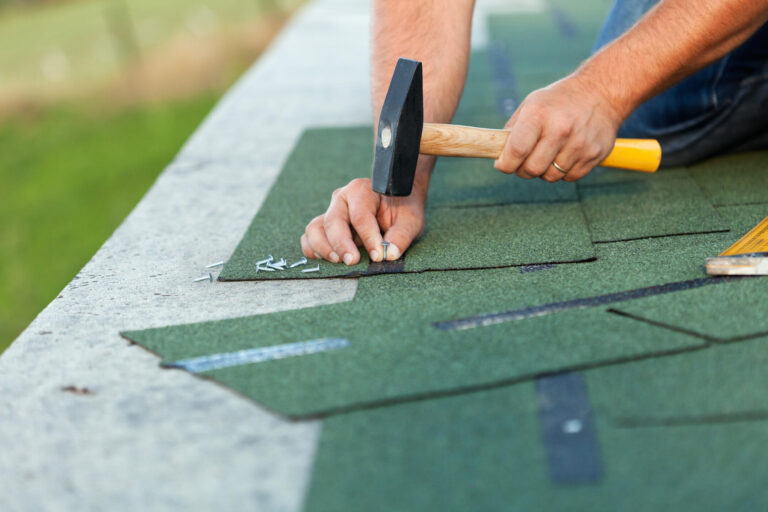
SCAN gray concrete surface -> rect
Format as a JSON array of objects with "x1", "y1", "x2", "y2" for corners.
[{"x1": 0, "y1": 1, "x2": 542, "y2": 510}]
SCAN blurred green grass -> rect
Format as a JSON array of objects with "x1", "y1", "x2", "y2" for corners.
[
  {"x1": 0, "y1": 96, "x2": 218, "y2": 351},
  {"x1": 0, "y1": 0, "x2": 295, "y2": 93},
  {"x1": 0, "y1": 0, "x2": 302, "y2": 352}
]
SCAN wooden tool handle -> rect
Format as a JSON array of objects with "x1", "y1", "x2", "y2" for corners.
[{"x1": 420, "y1": 123, "x2": 661, "y2": 173}]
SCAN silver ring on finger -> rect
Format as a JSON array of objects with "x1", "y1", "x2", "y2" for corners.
[{"x1": 552, "y1": 161, "x2": 569, "y2": 174}]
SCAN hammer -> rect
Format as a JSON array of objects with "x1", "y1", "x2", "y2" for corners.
[{"x1": 372, "y1": 58, "x2": 662, "y2": 196}]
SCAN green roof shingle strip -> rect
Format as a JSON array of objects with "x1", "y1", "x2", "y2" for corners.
[
  {"x1": 586, "y1": 336, "x2": 768, "y2": 424},
  {"x1": 579, "y1": 170, "x2": 729, "y2": 242},
  {"x1": 218, "y1": 127, "x2": 596, "y2": 281},
  {"x1": 124, "y1": 228, "x2": 759, "y2": 418},
  {"x1": 426, "y1": 156, "x2": 578, "y2": 207},
  {"x1": 688, "y1": 151, "x2": 768, "y2": 206},
  {"x1": 305, "y1": 383, "x2": 768, "y2": 512},
  {"x1": 610, "y1": 276, "x2": 768, "y2": 341}
]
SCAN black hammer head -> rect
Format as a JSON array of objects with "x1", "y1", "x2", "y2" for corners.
[{"x1": 371, "y1": 58, "x2": 423, "y2": 196}]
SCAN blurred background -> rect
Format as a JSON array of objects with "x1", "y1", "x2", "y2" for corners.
[{"x1": 0, "y1": 0, "x2": 304, "y2": 352}]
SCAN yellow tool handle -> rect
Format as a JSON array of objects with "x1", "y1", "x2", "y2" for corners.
[{"x1": 420, "y1": 123, "x2": 661, "y2": 173}]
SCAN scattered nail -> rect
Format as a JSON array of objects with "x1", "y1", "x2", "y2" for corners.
[
  {"x1": 205, "y1": 261, "x2": 225, "y2": 268},
  {"x1": 257, "y1": 265, "x2": 275, "y2": 272},
  {"x1": 289, "y1": 257, "x2": 308, "y2": 268},
  {"x1": 301, "y1": 265, "x2": 321, "y2": 273},
  {"x1": 343, "y1": 253, "x2": 354, "y2": 265},
  {"x1": 193, "y1": 273, "x2": 214, "y2": 282},
  {"x1": 256, "y1": 257, "x2": 272, "y2": 266}
]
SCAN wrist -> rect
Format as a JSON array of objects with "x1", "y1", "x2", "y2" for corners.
[{"x1": 571, "y1": 56, "x2": 641, "y2": 124}]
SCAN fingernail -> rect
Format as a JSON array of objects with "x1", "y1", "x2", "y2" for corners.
[
  {"x1": 343, "y1": 253, "x2": 354, "y2": 265},
  {"x1": 370, "y1": 250, "x2": 379, "y2": 262},
  {"x1": 329, "y1": 252, "x2": 340, "y2": 263},
  {"x1": 314, "y1": 252, "x2": 321, "y2": 259},
  {"x1": 387, "y1": 244, "x2": 401, "y2": 261}
]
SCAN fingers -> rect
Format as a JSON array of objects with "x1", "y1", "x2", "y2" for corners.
[
  {"x1": 323, "y1": 192, "x2": 360, "y2": 265},
  {"x1": 548, "y1": 135, "x2": 610, "y2": 183},
  {"x1": 382, "y1": 215, "x2": 424, "y2": 261},
  {"x1": 303, "y1": 215, "x2": 336, "y2": 261},
  {"x1": 540, "y1": 140, "x2": 580, "y2": 183},
  {"x1": 494, "y1": 116, "x2": 541, "y2": 178},
  {"x1": 493, "y1": 78, "x2": 622, "y2": 183},
  {"x1": 349, "y1": 199, "x2": 384, "y2": 262},
  {"x1": 562, "y1": 140, "x2": 610, "y2": 182},
  {"x1": 302, "y1": 178, "x2": 384, "y2": 265},
  {"x1": 521, "y1": 125, "x2": 570, "y2": 182}
]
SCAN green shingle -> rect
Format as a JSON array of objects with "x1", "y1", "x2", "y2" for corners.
[
  {"x1": 688, "y1": 151, "x2": 768, "y2": 206},
  {"x1": 305, "y1": 383, "x2": 768, "y2": 511},
  {"x1": 218, "y1": 127, "x2": 595, "y2": 281},
  {"x1": 124, "y1": 230, "x2": 750, "y2": 418},
  {"x1": 579, "y1": 170, "x2": 729, "y2": 242},
  {"x1": 586, "y1": 336, "x2": 768, "y2": 424}
]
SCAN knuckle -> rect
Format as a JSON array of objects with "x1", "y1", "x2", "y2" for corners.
[
  {"x1": 506, "y1": 143, "x2": 528, "y2": 161},
  {"x1": 522, "y1": 163, "x2": 544, "y2": 177},
  {"x1": 495, "y1": 161, "x2": 516, "y2": 175},
  {"x1": 349, "y1": 177, "x2": 370, "y2": 190},
  {"x1": 542, "y1": 173, "x2": 560, "y2": 183},
  {"x1": 586, "y1": 145, "x2": 604, "y2": 161},
  {"x1": 516, "y1": 170, "x2": 535, "y2": 180},
  {"x1": 569, "y1": 135, "x2": 587, "y2": 152},
  {"x1": 522, "y1": 100, "x2": 544, "y2": 119},
  {"x1": 331, "y1": 187, "x2": 344, "y2": 199},
  {"x1": 550, "y1": 118, "x2": 573, "y2": 139},
  {"x1": 308, "y1": 215, "x2": 324, "y2": 229},
  {"x1": 563, "y1": 167, "x2": 585, "y2": 182}
]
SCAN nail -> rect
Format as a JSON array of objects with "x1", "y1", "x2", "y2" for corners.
[
  {"x1": 289, "y1": 257, "x2": 308, "y2": 268},
  {"x1": 329, "y1": 252, "x2": 340, "y2": 263},
  {"x1": 206, "y1": 261, "x2": 225, "y2": 268},
  {"x1": 370, "y1": 250, "x2": 379, "y2": 262},
  {"x1": 343, "y1": 253, "x2": 354, "y2": 266},
  {"x1": 387, "y1": 243, "x2": 401, "y2": 261},
  {"x1": 301, "y1": 265, "x2": 320, "y2": 273},
  {"x1": 380, "y1": 241, "x2": 390, "y2": 261},
  {"x1": 193, "y1": 273, "x2": 214, "y2": 282}
]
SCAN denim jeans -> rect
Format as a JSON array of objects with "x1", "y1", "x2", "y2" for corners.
[{"x1": 594, "y1": 0, "x2": 768, "y2": 166}]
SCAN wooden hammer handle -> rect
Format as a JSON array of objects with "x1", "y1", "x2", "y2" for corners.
[{"x1": 420, "y1": 123, "x2": 661, "y2": 173}]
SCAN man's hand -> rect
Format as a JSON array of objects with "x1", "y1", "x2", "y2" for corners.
[
  {"x1": 301, "y1": 178, "x2": 426, "y2": 265},
  {"x1": 494, "y1": 75, "x2": 624, "y2": 183}
]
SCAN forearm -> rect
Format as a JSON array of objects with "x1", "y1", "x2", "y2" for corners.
[
  {"x1": 576, "y1": 0, "x2": 768, "y2": 120},
  {"x1": 371, "y1": 0, "x2": 475, "y2": 200}
]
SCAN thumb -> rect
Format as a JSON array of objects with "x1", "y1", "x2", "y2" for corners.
[{"x1": 382, "y1": 216, "x2": 423, "y2": 261}]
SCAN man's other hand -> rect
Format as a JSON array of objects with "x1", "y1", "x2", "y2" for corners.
[
  {"x1": 301, "y1": 178, "x2": 426, "y2": 265},
  {"x1": 494, "y1": 75, "x2": 624, "y2": 182}
]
